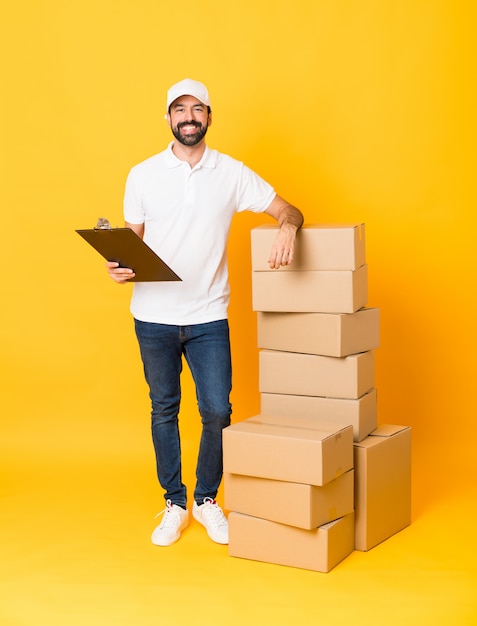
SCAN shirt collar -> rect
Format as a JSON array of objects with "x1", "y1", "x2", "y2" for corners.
[{"x1": 165, "y1": 142, "x2": 217, "y2": 170}]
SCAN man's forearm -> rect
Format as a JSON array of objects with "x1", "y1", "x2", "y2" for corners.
[{"x1": 277, "y1": 204, "x2": 304, "y2": 231}]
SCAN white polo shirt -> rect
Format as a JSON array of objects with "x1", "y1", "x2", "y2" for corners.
[{"x1": 124, "y1": 143, "x2": 276, "y2": 325}]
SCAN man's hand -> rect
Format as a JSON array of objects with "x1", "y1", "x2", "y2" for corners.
[
  {"x1": 265, "y1": 195, "x2": 304, "y2": 269},
  {"x1": 106, "y1": 261, "x2": 135, "y2": 284},
  {"x1": 106, "y1": 221, "x2": 143, "y2": 283},
  {"x1": 268, "y1": 222, "x2": 299, "y2": 269}
]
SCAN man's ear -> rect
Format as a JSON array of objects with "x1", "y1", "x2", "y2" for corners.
[
  {"x1": 165, "y1": 113, "x2": 171, "y2": 125},
  {"x1": 208, "y1": 111, "x2": 213, "y2": 127}
]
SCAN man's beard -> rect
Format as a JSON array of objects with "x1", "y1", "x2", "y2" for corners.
[{"x1": 171, "y1": 120, "x2": 208, "y2": 146}]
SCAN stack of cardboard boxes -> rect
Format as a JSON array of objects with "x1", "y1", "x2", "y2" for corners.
[{"x1": 223, "y1": 224, "x2": 411, "y2": 572}]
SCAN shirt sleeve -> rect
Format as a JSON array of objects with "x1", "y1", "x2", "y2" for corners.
[
  {"x1": 123, "y1": 168, "x2": 145, "y2": 225},
  {"x1": 236, "y1": 163, "x2": 276, "y2": 214}
]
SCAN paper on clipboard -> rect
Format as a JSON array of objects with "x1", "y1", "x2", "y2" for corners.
[{"x1": 76, "y1": 227, "x2": 181, "y2": 282}]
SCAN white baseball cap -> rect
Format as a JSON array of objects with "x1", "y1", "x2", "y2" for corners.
[{"x1": 166, "y1": 78, "x2": 211, "y2": 110}]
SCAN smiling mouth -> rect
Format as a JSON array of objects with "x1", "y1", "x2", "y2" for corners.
[
  {"x1": 178, "y1": 122, "x2": 201, "y2": 133},
  {"x1": 181, "y1": 126, "x2": 198, "y2": 135}
]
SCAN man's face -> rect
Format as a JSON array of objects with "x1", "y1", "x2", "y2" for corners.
[{"x1": 168, "y1": 95, "x2": 211, "y2": 147}]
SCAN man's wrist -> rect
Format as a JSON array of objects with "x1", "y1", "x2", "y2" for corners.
[{"x1": 278, "y1": 205, "x2": 304, "y2": 230}]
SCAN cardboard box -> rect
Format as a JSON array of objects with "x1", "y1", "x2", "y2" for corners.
[
  {"x1": 224, "y1": 469, "x2": 354, "y2": 530},
  {"x1": 229, "y1": 511, "x2": 355, "y2": 573},
  {"x1": 259, "y1": 349, "x2": 375, "y2": 400},
  {"x1": 257, "y1": 307, "x2": 380, "y2": 357},
  {"x1": 260, "y1": 389, "x2": 377, "y2": 443},
  {"x1": 252, "y1": 224, "x2": 366, "y2": 271},
  {"x1": 252, "y1": 265, "x2": 368, "y2": 314},
  {"x1": 223, "y1": 414, "x2": 353, "y2": 486},
  {"x1": 354, "y1": 425, "x2": 412, "y2": 551}
]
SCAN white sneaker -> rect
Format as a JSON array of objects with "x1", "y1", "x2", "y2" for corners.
[
  {"x1": 193, "y1": 498, "x2": 228, "y2": 544},
  {"x1": 151, "y1": 500, "x2": 189, "y2": 546}
]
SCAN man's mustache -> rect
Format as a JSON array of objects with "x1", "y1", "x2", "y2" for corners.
[{"x1": 177, "y1": 121, "x2": 202, "y2": 130}]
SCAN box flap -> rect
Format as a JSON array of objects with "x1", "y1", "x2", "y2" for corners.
[
  {"x1": 229, "y1": 419, "x2": 349, "y2": 443},
  {"x1": 353, "y1": 424, "x2": 411, "y2": 449},
  {"x1": 252, "y1": 223, "x2": 364, "y2": 232},
  {"x1": 248, "y1": 414, "x2": 353, "y2": 440},
  {"x1": 370, "y1": 424, "x2": 410, "y2": 438}
]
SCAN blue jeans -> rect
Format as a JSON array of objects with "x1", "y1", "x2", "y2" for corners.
[{"x1": 134, "y1": 318, "x2": 232, "y2": 508}]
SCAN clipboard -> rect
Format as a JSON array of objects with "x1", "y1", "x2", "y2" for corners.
[{"x1": 76, "y1": 227, "x2": 182, "y2": 282}]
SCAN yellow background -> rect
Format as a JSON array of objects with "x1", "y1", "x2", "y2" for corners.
[{"x1": 1, "y1": 1, "x2": 476, "y2": 625}]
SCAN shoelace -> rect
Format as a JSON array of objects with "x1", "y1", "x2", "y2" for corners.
[
  {"x1": 201, "y1": 498, "x2": 227, "y2": 528},
  {"x1": 154, "y1": 499, "x2": 182, "y2": 529}
]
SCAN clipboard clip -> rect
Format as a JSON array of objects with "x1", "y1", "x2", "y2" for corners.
[{"x1": 94, "y1": 217, "x2": 112, "y2": 230}]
